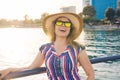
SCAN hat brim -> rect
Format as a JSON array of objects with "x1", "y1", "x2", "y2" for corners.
[{"x1": 42, "y1": 13, "x2": 83, "y2": 40}]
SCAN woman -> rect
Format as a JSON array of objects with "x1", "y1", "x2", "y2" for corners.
[{"x1": 0, "y1": 13, "x2": 94, "y2": 80}]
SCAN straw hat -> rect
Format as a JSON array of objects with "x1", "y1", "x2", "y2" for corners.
[{"x1": 42, "y1": 13, "x2": 83, "y2": 40}]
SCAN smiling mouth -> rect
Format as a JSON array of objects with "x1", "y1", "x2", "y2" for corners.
[{"x1": 59, "y1": 29, "x2": 66, "y2": 32}]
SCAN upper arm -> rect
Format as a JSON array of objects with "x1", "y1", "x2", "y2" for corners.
[
  {"x1": 78, "y1": 50, "x2": 94, "y2": 76},
  {"x1": 28, "y1": 44, "x2": 48, "y2": 69},
  {"x1": 29, "y1": 52, "x2": 45, "y2": 69}
]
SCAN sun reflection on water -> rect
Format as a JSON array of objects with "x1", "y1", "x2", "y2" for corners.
[
  {"x1": 0, "y1": 28, "x2": 48, "y2": 67},
  {"x1": 0, "y1": 28, "x2": 85, "y2": 80}
]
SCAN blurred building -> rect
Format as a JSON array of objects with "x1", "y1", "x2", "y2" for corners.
[
  {"x1": 60, "y1": 6, "x2": 76, "y2": 13},
  {"x1": 83, "y1": 0, "x2": 91, "y2": 7},
  {"x1": 117, "y1": 0, "x2": 120, "y2": 8},
  {"x1": 83, "y1": 0, "x2": 120, "y2": 19}
]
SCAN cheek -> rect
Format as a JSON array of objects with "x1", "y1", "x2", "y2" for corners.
[
  {"x1": 67, "y1": 29, "x2": 71, "y2": 35},
  {"x1": 68, "y1": 28, "x2": 71, "y2": 32},
  {"x1": 67, "y1": 28, "x2": 72, "y2": 35},
  {"x1": 54, "y1": 27, "x2": 61, "y2": 35},
  {"x1": 55, "y1": 26, "x2": 59, "y2": 34}
]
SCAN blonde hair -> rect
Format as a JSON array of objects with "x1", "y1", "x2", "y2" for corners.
[
  {"x1": 42, "y1": 13, "x2": 83, "y2": 48},
  {"x1": 48, "y1": 18, "x2": 82, "y2": 47}
]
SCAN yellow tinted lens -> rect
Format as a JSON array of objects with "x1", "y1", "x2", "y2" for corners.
[
  {"x1": 65, "y1": 22, "x2": 71, "y2": 27},
  {"x1": 55, "y1": 21, "x2": 71, "y2": 28},
  {"x1": 56, "y1": 21, "x2": 62, "y2": 26}
]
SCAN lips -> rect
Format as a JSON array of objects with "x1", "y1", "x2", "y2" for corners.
[{"x1": 59, "y1": 28, "x2": 66, "y2": 32}]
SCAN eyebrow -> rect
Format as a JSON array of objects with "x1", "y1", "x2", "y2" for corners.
[
  {"x1": 55, "y1": 18, "x2": 72, "y2": 24},
  {"x1": 56, "y1": 16, "x2": 71, "y2": 22},
  {"x1": 56, "y1": 20, "x2": 71, "y2": 22}
]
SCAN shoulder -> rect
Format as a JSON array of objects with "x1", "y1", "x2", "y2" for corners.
[
  {"x1": 73, "y1": 41, "x2": 85, "y2": 50},
  {"x1": 39, "y1": 42, "x2": 52, "y2": 52},
  {"x1": 71, "y1": 41, "x2": 86, "y2": 55}
]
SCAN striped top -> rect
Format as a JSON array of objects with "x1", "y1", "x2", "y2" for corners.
[{"x1": 39, "y1": 43, "x2": 85, "y2": 80}]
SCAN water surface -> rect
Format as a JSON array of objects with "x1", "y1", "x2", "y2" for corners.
[{"x1": 0, "y1": 28, "x2": 120, "y2": 80}]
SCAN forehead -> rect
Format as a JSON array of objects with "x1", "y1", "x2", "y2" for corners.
[{"x1": 56, "y1": 16, "x2": 70, "y2": 21}]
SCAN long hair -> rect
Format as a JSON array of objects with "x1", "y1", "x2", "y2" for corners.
[{"x1": 48, "y1": 16, "x2": 82, "y2": 47}]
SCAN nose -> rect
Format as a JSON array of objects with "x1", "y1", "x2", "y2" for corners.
[{"x1": 61, "y1": 23, "x2": 66, "y2": 27}]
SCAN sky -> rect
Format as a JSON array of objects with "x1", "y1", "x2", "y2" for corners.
[{"x1": 0, "y1": 0, "x2": 83, "y2": 20}]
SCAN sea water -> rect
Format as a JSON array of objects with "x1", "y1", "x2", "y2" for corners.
[{"x1": 0, "y1": 28, "x2": 120, "y2": 80}]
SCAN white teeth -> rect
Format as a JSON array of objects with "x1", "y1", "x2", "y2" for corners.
[{"x1": 60, "y1": 29, "x2": 66, "y2": 32}]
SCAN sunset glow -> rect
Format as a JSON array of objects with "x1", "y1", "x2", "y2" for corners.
[{"x1": 0, "y1": 0, "x2": 83, "y2": 20}]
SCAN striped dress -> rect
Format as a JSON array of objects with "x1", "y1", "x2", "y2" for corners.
[{"x1": 39, "y1": 43, "x2": 85, "y2": 80}]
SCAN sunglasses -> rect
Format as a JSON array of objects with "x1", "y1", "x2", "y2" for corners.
[{"x1": 55, "y1": 21, "x2": 72, "y2": 28}]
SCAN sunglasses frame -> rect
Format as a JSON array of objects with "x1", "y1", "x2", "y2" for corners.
[{"x1": 55, "y1": 20, "x2": 72, "y2": 28}]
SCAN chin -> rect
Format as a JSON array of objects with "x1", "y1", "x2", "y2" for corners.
[{"x1": 56, "y1": 34, "x2": 66, "y2": 37}]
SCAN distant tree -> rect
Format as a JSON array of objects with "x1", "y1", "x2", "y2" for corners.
[
  {"x1": 78, "y1": 12, "x2": 83, "y2": 18},
  {"x1": 105, "y1": 7, "x2": 115, "y2": 23},
  {"x1": 40, "y1": 13, "x2": 49, "y2": 26},
  {"x1": 0, "y1": 19, "x2": 7, "y2": 24},
  {"x1": 82, "y1": 6, "x2": 97, "y2": 25},
  {"x1": 82, "y1": 5, "x2": 96, "y2": 18},
  {"x1": 34, "y1": 19, "x2": 40, "y2": 24},
  {"x1": 23, "y1": 14, "x2": 29, "y2": 24},
  {"x1": 116, "y1": 8, "x2": 120, "y2": 18}
]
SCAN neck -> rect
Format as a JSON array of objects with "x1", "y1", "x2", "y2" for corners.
[
  {"x1": 54, "y1": 37, "x2": 67, "y2": 46},
  {"x1": 53, "y1": 37, "x2": 68, "y2": 54}
]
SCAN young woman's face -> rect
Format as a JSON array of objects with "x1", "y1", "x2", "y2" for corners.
[{"x1": 54, "y1": 17, "x2": 71, "y2": 38}]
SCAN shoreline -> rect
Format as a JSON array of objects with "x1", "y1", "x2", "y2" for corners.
[
  {"x1": 84, "y1": 24, "x2": 120, "y2": 30},
  {"x1": 0, "y1": 25, "x2": 120, "y2": 30}
]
